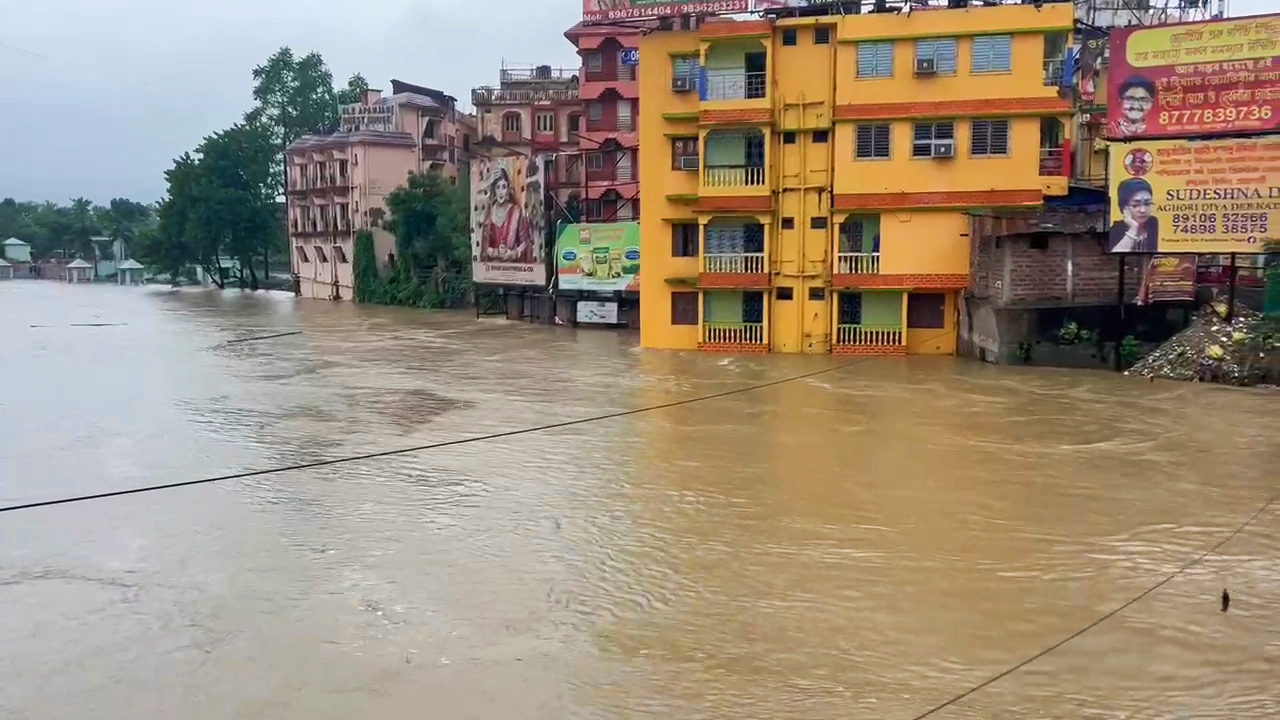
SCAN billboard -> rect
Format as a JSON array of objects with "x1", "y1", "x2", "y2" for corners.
[
  {"x1": 1106, "y1": 15, "x2": 1280, "y2": 140},
  {"x1": 470, "y1": 155, "x2": 548, "y2": 287},
  {"x1": 583, "y1": 0, "x2": 784, "y2": 22},
  {"x1": 1138, "y1": 255, "x2": 1198, "y2": 304},
  {"x1": 1076, "y1": 27, "x2": 1107, "y2": 105},
  {"x1": 1105, "y1": 137, "x2": 1278, "y2": 254},
  {"x1": 555, "y1": 222, "x2": 640, "y2": 292}
]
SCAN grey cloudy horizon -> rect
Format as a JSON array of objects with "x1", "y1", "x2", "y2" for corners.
[{"x1": 0, "y1": 0, "x2": 1272, "y2": 204}]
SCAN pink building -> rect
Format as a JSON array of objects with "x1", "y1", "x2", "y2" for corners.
[
  {"x1": 564, "y1": 23, "x2": 645, "y2": 222},
  {"x1": 471, "y1": 63, "x2": 582, "y2": 210},
  {"x1": 287, "y1": 80, "x2": 476, "y2": 301}
]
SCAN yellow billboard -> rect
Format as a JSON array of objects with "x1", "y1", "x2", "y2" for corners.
[{"x1": 1106, "y1": 137, "x2": 1279, "y2": 254}]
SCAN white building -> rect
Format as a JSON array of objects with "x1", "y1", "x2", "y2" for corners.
[
  {"x1": 117, "y1": 258, "x2": 145, "y2": 285},
  {"x1": 0, "y1": 258, "x2": 12, "y2": 280},
  {"x1": 66, "y1": 258, "x2": 94, "y2": 283},
  {"x1": 2, "y1": 237, "x2": 31, "y2": 263}
]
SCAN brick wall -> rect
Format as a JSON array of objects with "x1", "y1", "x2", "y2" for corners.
[{"x1": 969, "y1": 233, "x2": 1143, "y2": 307}]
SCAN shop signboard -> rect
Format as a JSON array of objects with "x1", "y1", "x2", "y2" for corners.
[{"x1": 556, "y1": 222, "x2": 640, "y2": 292}]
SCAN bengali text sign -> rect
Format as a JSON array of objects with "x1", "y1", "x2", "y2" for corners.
[
  {"x1": 1106, "y1": 137, "x2": 1280, "y2": 254},
  {"x1": 1107, "y1": 14, "x2": 1280, "y2": 140}
]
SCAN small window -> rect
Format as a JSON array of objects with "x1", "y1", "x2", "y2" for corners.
[
  {"x1": 502, "y1": 112, "x2": 522, "y2": 134},
  {"x1": 970, "y1": 119, "x2": 1010, "y2": 157},
  {"x1": 587, "y1": 152, "x2": 604, "y2": 170},
  {"x1": 812, "y1": 130, "x2": 829, "y2": 144},
  {"x1": 672, "y1": 55, "x2": 699, "y2": 78},
  {"x1": 814, "y1": 27, "x2": 831, "y2": 45},
  {"x1": 671, "y1": 292, "x2": 699, "y2": 325},
  {"x1": 808, "y1": 287, "x2": 825, "y2": 301},
  {"x1": 972, "y1": 35, "x2": 1013, "y2": 74},
  {"x1": 810, "y1": 217, "x2": 828, "y2": 229},
  {"x1": 586, "y1": 52, "x2": 603, "y2": 73},
  {"x1": 536, "y1": 111, "x2": 555, "y2": 134},
  {"x1": 783, "y1": 132, "x2": 796, "y2": 145},
  {"x1": 914, "y1": 37, "x2": 958, "y2": 75},
  {"x1": 781, "y1": 217, "x2": 795, "y2": 230},
  {"x1": 912, "y1": 121, "x2": 955, "y2": 158},
  {"x1": 568, "y1": 114, "x2": 581, "y2": 132},
  {"x1": 671, "y1": 223, "x2": 699, "y2": 257},
  {"x1": 855, "y1": 124, "x2": 891, "y2": 160},
  {"x1": 1028, "y1": 234, "x2": 1050, "y2": 251},
  {"x1": 782, "y1": 29, "x2": 797, "y2": 46},
  {"x1": 314, "y1": 246, "x2": 329, "y2": 263},
  {"x1": 587, "y1": 102, "x2": 602, "y2": 121},
  {"x1": 777, "y1": 287, "x2": 794, "y2": 300},
  {"x1": 333, "y1": 245, "x2": 349, "y2": 263},
  {"x1": 908, "y1": 293, "x2": 947, "y2": 329},
  {"x1": 295, "y1": 245, "x2": 310, "y2": 263},
  {"x1": 671, "y1": 137, "x2": 699, "y2": 170},
  {"x1": 857, "y1": 41, "x2": 894, "y2": 79}
]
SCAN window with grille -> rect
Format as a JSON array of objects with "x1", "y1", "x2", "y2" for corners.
[
  {"x1": 970, "y1": 119, "x2": 1010, "y2": 157},
  {"x1": 814, "y1": 27, "x2": 831, "y2": 45},
  {"x1": 915, "y1": 37, "x2": 957, "y2": 75},
  {"x1": 671, "y1": 137, "x2": 698, "y2": 170},
  {"x1": 671, "y1": 292, "x2": 698, "y2": 325},
  {"x1": 855, "y1": 124, "x2": 891, "y2": 159},
  {"x1": 536, "y1": 112, "x2": 555, "y2": 134},
  {"x1": 971, "y1": 35, "x2": 1012, "y2": 74},
  {"x1": 782, "y1": 29, "x2": 797, "y2": 46},
  {"x1": 912, "y1": 121, "x2": 954, "y2": 158},
  {"x1": 907, "y1": 293, "x2": 946, "y2": 329},
  {"x1": 671, "y1": 223, "x2": 699, "y2": 257},
  {"x1": 812, "y1": 130, "x2": 828, "y2": 144},
  {"x1": 587, "y1": 152, "x2": 604, "y2": 170},
  {"x1": 587, "y1": 102, "x2": 602, "y2": 121},
  {"x1": 857, "y1": 41, "x2": 894, "y2": 78},
  {"x1": 672, "y1": 55, "x2": 699, "y2": 78},
  {"x1": 502, "y1": 112, "x2": 521, "y2": 134}
]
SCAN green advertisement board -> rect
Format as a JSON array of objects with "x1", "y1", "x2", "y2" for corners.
[{"x1": 555, "y1": 222, "x2": 640, "y2": 293}]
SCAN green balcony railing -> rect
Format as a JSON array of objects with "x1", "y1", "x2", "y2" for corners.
[{"x1": 835, "y1": 324, "x2": 903, "y2": 347}]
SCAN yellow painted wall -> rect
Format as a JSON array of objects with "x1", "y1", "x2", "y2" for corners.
[
  {"x1": 871, "y1": 211, "x2": 970, "y2": 276},
  {"x1": 831, "y1": 117, "x2": 1047, "y2": 196},
  {"x1": 639, "y1": 27, "x2": 703, "y2": 351},
  {"x1": 833, "y1": 4, "x2": 1072, "y2": 105},
  {"x1": 906, "y1": 292, "x2": 958, "y2": 356}
]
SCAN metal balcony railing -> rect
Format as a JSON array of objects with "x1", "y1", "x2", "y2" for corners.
[
  {"x1": 704, "y1": 253, "x2": 765, "y2": 274},
  {"x1": 1043, "y1": 58, "x2": 1066, "y2": 87},
  {"x1": 836, "y1": 252, "x2": 880, "y2": 275},
  {"x1": 703, "y1": 322, "x2": 765, "y2": 345},
  {"x1": 703, "y1": 71, "x2": 767, "y2": 101},
  {"x1": 1039, "y1": 147, "x2": 1066, "y2": 176},
  {"x1": 835, "y1": 324, "x2": 904, "y2": 347},
  {"x1": 500, "y1": 66, "x2": 578, "y2": 83},
  {"x1": 704, "y1": 165, "x2": 765, "y2": 187}
]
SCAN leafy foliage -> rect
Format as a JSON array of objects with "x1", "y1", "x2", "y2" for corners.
[{"x1": 0, "y1": 197, "x2": 153, "y2": 263}]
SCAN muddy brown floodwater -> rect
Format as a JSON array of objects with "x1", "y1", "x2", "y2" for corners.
[{"x1": 1, "y1": 281, "x2": 1277, "y2": 719}]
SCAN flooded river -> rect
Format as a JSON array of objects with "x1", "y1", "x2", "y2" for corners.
[{"x1": 1, "y1": 281, "x2": 1277, "y2": 719}]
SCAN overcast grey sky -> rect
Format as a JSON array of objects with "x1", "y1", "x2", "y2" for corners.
[{"x1": 0, "y1": 0, "x2": 1272, "y2": 204}]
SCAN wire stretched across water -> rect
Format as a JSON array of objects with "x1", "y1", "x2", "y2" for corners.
[{"x1": 0, "y1": 358, "x2": 861, "y2": 515}]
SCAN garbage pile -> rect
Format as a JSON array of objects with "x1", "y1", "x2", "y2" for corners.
[{"x1": 1126, "y1": 302, "x2": 1279, "y2": 386}]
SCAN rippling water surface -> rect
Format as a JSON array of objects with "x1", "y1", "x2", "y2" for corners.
[{"x1": 1, "y1": 281, "x2": 1277, "y2": 719}]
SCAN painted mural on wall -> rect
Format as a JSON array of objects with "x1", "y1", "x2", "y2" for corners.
[{"x1": 470, "y1": 155, "x2": 548, "y2": 286}]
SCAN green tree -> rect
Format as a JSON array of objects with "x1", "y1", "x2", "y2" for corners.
[
  {"x1": 103, "y1": 198, "x2": 153, "y2": 260},
  {"x1": 383, "y1": 170, "x2": 471, "y2": 305},
  {"x1": 66, "y1": 198, "x2": 100, "y2": 259},
  {"x1": 336, "y1": 73, "x2": 370, "y2": 106}
]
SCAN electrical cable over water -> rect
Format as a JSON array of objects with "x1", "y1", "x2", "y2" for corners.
[{"x1": 0, "y1": 358, "x2": 863, "y2": 515}]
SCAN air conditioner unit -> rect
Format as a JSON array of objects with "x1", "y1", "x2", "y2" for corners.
[
  {"x1": 679, "y1": 156, "x2": 700, "y2": 171},
  {"x1": 671, "y1": 76, "x2": 695, "y2": 93},
  {"x1": 931, "y1": 139, "x2": 955, "y2": 158},
  {"x1": 914, "y1": 57, "x2": 937, "y2": 75}
]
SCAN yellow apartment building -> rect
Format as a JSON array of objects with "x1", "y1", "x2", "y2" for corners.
[{"x1": 637, "y1": 2, "x2": 1074, "y2": 355}]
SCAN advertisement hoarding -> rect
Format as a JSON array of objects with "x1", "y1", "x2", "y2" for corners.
[
  {"x1": 1076, "y1": 27, "x2": 1107, "y2": 105},
  {"x1": 555, "y1": 222, "x2": 640, "y2": 292},
  {"x1": 577, "y1": 301, "x2": 620, "y2": 324},
  {"x1": 1105, "y1": 137, "x2": 1278, "y2": 254},
  {"x1": 470, "y1": 155, "x2": 549, "y2": 287},
  {"x1": 1106, "y1": 15, "x2": 1280, "y2": 140},
  {"x1": 1138, "y1": 255, "x2": 1198, "y2": 304},
  {"x1": 583, "y1": 0, "x2": 785, "y2": 22}
]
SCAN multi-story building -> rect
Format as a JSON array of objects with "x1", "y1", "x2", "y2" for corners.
[
  {"x1": 287, "y1": 80, "x2": 474, "y2": 301},
  {"x1": 637, "y1": 1, "x2": 1075, "y2": 355},
  {"x1": 565, "y1": 22, "x2": 644, "y2": 222},
  {"x1": 472, "y1": 62, "x2": 582, "y2": 209}
]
